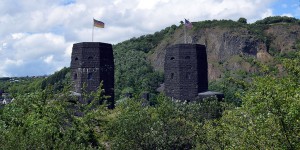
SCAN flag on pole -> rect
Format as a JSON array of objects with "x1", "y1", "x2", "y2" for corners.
[
  {"x1": 184, "y1": 19, "x2": 193, "y2": 29},
  {"x1": 93, "y1": 19, "x2": 105, "y2": 28}
]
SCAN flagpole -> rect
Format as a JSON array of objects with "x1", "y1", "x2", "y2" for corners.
[
  {"x1": 92, "y1": 21, "x2": 94, "y2": 42},
  {"x1": 184, "y1": 24, "x2": 187, "y2": 44}
]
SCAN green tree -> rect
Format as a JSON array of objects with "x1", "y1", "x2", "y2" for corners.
[
  {"x1": 203, "y1": 52, "x2": 300, "y2": 149},
  {"x1": 107, "y1": 94, "x2": 222, "y2": 149},
  {"x1": 238, "y1": 17, "x2": 247, "y2": 24},
  {"x1": 0, "y1": 81, "x2": 111, "y2": 149}
]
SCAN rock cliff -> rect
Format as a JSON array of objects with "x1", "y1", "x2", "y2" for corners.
[{"x1": 148, "y1": 21, "x2": 300, "y2": 80}]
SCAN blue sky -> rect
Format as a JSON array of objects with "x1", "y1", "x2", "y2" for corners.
[
  {"x1": 272, "y1": 0, "x2": 300, "y2": 17},
  {"x1": 0, "y1": 0, "x2": 299, "y2": 77}
]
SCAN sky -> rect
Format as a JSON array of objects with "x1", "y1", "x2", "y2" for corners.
[{"x1": 0, "y1": 0, "x2": 299, "y2": 77}]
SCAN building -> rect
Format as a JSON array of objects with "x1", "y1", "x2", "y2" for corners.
[
  {"x1": 70, "y1": 42, "x2": 114, "y2": 108},
  {"x1": 0, "y1": 89, "x2": 3, "y2": 98},
  {"x1": 164, "y1": 44, "x2": 223, "y2": 102}
]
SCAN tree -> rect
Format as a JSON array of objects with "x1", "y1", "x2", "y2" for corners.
[
  {"x1": 0, "y1": 81, "x2": 111, "y2": 149},
  {"x1": 107, "y1": 94, "x2": 222, "y2": 149},
  {"x1": 238, "y1": 17, "x2": 247, "y2": 24},
  {"x1": 202, "y1": 52, "x2": 300, "y2": 149}
]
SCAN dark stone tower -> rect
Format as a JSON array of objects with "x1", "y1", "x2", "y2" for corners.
[
  {"x1": 164, "y1": 44, "x2": 208, "y2": 101},
  {"x1": 70, "y1": 42, "x2": 114, "y2": 108}
]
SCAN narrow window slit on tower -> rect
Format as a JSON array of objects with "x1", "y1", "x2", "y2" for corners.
[
  {"x1": 74, "y1": 73, "x2": 77, "y2": 80},
  {"x1": 170, "y1": 57, "x2": 175, "y2": 60},
  {"x1": 186, "y1": 72, "x2": 191, "y2": 79},
  {"x1": 88, "y1": 72, "x2": 93, "y2": 80},
  {"x1": 75, "y1": 57, "x2": 78, "y2": 61},
  {"x1": 171, "y1": 73, "x2": 174, "y2": 79}
]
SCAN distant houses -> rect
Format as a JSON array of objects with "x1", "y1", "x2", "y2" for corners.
[
  {"x1": 0, "y1": 76, "x2": 48, "y2": 107},
  {"x1": 0, "y1": 90, "x2": 13, "y2": 106},
  {"x1": 0, "y1": 75, "x2": 48, "y2": 83}
]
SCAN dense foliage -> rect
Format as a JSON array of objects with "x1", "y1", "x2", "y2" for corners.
[
  {"x1": 254, "y1": 16, "x2": 300, "y2": 25},
  {"x1": 113, "y1": 47, "x2": 163, "y2": 99},
  {"x1": 41, "y1": 67, "x2": 71, "y2": 92},
  {"x1": 113, "y1": 25, "x2": 178, "y2": 99},
  {"x1": 0, "y1": 83, "x2": 110, "y2": 149},
  {"x1": 0, "y1": 77, "x2": 44, "y2": 97},
  {"x1": 193, "y1": 19, "x2": 246, "y2": 29},
  {"x1": 1, "y1": 51, "x2": 299, "y2": 149},
  {"x1": 1, "y1": 16, "x2": 300, "y2": 149},
  {"x1": 192, "y1": 16, "x2": 300, "y2": 43},
  {"x1": 114, "y1": 25, "x2": 177, "y2": 53}
]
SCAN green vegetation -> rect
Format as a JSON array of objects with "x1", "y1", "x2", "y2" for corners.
[
  {"x1": 113, "y1": 47, "x2": 163, "y2": 99},
  {"x1": 113, "y1": 26, "x2": 178, "y2": 99},
  {"x1": 1, "y1": 50, "x2": 299, "y2": 149},
  {"x1": 237, "y1": 17, "x2": 247, "y2": 24},
  {"x1": 193, "y1": 19, "x2": 246, "y2": 29},
  {"x1": 254, "y1": 16, "x2": 300, "y2": 25},
  {"x1": 41, "y1": 67, "x2": 71, "y2": 92},
  {"x1": 0, "y1": 82, "x2": 110, "y2": 149},
  {"x1": 0, "y1": 77, "x2": 44, "y2": 97},
  {"x1": 1, "y1": 16, "x2": 300, "y2": 149},
  {"x1": 108, "y1": 96, "x2": 222, "y2": 149},
  {"x1": 0, "y1": 68, "x2": 70, "y2": 97},
  {"x1": 192, "y1": 16, "x2": 300, "y2": 43},
  {"x1": 114, "y1": 25, "x2": 177, "y2": 53}
]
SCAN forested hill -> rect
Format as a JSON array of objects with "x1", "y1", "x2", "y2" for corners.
[
  {"x1": 12, "y1": 16, "x2": 299, "y2": 99},
  {"x1": 112, "y1": 16, "x2": 300, "y2": 99},
  {"x1": 116, "y1": 16, "x2": 300, "y2": 80},
  {"x1": 0, "y1": 16, "x2": 300, "y2": 149},
  {"x1": 2, "y1": 16, "x2": 300, "y2": 100}
]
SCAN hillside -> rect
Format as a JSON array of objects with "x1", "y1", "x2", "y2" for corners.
[
  {"x1": 109, "y1": 16, "x2": 300, "y2": 99},
  {"x1": 0, "y1": 16, "x2": 300, "y2": 149},
  {"x1": 2, "y1": 16, "x2": 299, "y2": 100},
  {"x1": 148, "y1": 16, "x2": 300, "y2": 80}
]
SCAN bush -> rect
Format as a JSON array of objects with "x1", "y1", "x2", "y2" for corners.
[{"x1": 237, "y1": 17, "x2": 247, "y2": 24}]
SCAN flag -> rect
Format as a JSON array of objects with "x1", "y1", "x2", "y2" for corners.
[
  {"x1": 184, "y1": 19, "x2": 193, "y2": 29},
  {"x1": 94, "y1": 19, "x2": 104, "y2": 28}
]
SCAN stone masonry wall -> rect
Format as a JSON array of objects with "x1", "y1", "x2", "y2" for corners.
[
  {"x1": 164, "y1": 44, "x2": 208, "y2": 101},
  {"x1": 70, "y1": 42, "x2": 114, "y2": 108}
]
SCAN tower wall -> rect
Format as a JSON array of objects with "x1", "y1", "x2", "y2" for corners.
[
  {"x1": 70, "y1": 42, "x2": 114, "y2": 108},
  {"x1": 164, "y1": 44, "x2": 208, "y2": 101}
]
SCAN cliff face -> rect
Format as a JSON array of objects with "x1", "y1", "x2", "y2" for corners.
[
  {"x1": 265, "y1": 24, "x2": 300, "y2": 53},
  {"x1": 149, "y1": 23, "x2": 300, "y2": 80}
]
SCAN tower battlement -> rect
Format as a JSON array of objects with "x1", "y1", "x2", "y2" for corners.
[
  {"x1": 164, "y1": 44, "x2": 208, "y2": 101},
  {"x1": 70, "y1": 42, "x2": 114, "y2": 108}
]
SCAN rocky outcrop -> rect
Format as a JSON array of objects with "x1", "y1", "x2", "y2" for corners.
[
  {"x1": 256, "y1": 43, "x2": 273, "y2": 62},
  {"x1": 148, "y1": 23, "x2": 300, "y2": 81},
  {"x1": 265, "y1": 24, "x2": 300, "y2": 53}
]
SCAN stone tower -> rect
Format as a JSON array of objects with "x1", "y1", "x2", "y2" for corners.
[
  {"x1": 164, "y1": 44, "x2": 208, "y2": 101},
  {"x1": 70, "y1": 42, "x2": 114, "y2": 108}
]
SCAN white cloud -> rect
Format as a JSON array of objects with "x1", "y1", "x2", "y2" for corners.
[
  {"x1": 43, "y1": 55, "x2": 54, "y2": 64},
  {"x1": 0, "y1": 0, "x2": 282, "y2": 76},
  {"x1": 0, "y1": 58, "x2": 24, "y2": 77},
  {"x1": 4, "y1": 58, "x2": 24, "y2": 66},
  {"x1": 137, "y1": 0, "x2": 170, "y2": 10},
  {"x1": 11, "y1": 33, "x2": 26, "y2": 40},
  {"x1": 12, "y1": 33, "x2": 67, "y2": 59},
  {"x1": 281, "y1": 13, "x2": 293, "y2": 17},
  {"x1": 261, "y1": 8, "x2": 274, "y2": 19},
  {"x1": 0, "y1": 42, "x2": 7, "y2": 53},
  {"x1": 64, "y1": 44, "x2": 74, "y2": 58},
  {"x1": 0, "y1": 32, "x2": 72, "y2": 76}
]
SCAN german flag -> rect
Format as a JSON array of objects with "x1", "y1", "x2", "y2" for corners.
[{"x1": 94, "y1": 19, "x2": 104, "y2": 28}]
